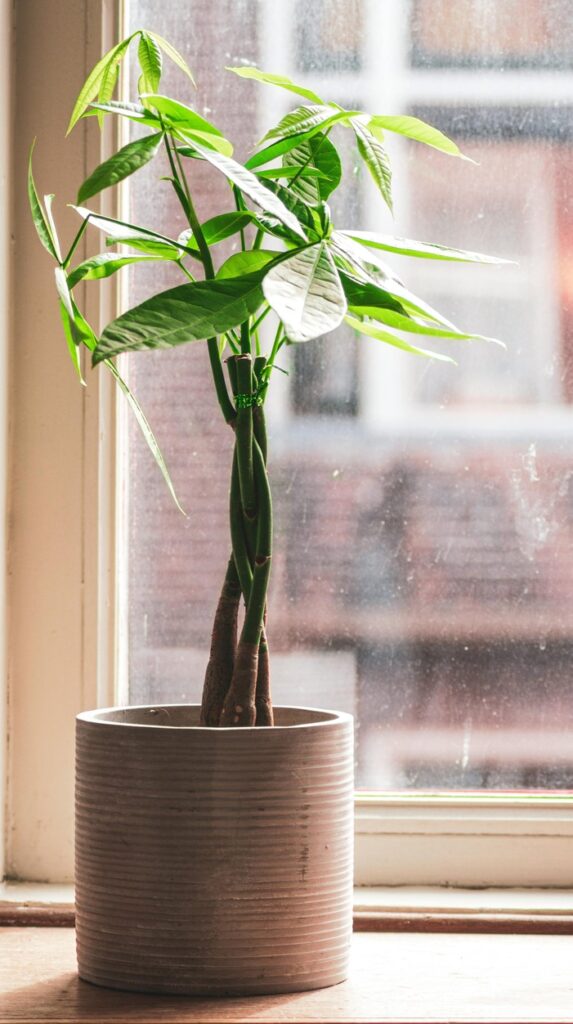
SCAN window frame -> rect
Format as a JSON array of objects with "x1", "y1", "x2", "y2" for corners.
[
  {"x1": 3, "y1": 0, "x2": 573, "y2": 889},
  {"x1": 4, "y1": 0, "x2": 124, "y2": 884}
]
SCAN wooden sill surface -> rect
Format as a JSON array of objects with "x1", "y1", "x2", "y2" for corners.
[
  {"x1": 3, "y1": 885, "x2": 573, "y2": 933},
  {"x1": 1, "y1": 928, "x2": 573, "y2": 1023}
]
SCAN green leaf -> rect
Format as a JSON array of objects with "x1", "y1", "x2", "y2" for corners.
[
  {"x1": 283, "y1": 131, "x2": 342, "y2": 203},
  {"x1": 28, "y1": 142, "x2": 59, "y2": 260},
  {"x1": 143, "y1": 95, "x2": 232, "y2": 155},
  {"x1": 68, "y1": 252, "x2": 163, "y2": 288},
  {"x1": 216, "y1": 250, "x2": 278, "y2": 280},
  {"x1": 180, "y1": 141, "x2": 307, "y2": 241},
  {"x1": 340, "y1": 272, "x2": 409, "y2": 316},
  {"x1": 71, "y1": 297, "x2": 99, "y2": 351},
  {"x1": 67, "y1": 34, "x2": 135, "y2": 134},
  {"x1": 175, "y1": 132, "x2": 233, "y2": 156},
  {"x1": 263, "y1": 242, "x2": 346, "y2": 343},
  {"x1": 262, "y1": 104, "x2": 353, "y2": 143},
  {"x1": 352, "y1": 118, "x2": 392, "y2": 211},
  {"x1": 93, "y1": 272, "x2": 267, "y2": 363},
  {"x1": 98, "y1": 54, "x2": 120, "y2": 110},
  {"x1": 77, "y1": 132, "x2": 164, "y2": 204},
  {"x1": 59, "y1": 300, "x2": 85, "y2": 383},
  {"x1": 145, "y1": 30, "x2": 195, "y2": 86},
  {"x1": 331, "y1": 230, "x2": 395, "y2": 280},
  {"x1": 333, "y1": 234, "x2": 461, "y2": 330},
  {"x1": 106, "y1": 359, "x2": 185, "y2": 514},
  {"x1": 256, "y1": 165, "x2": 326, "y2": 181},
  {"x1": 108, "y1": 236, "x2": 183, "y2": 260},
  {"x1": 98, "y1": 38, "x2": 135, "y2": 113},
  {"x1": 87, "y1": 100, "x2": 162, "y2": 128},
  {"x1": 246, "y1": 129, "x2": 337, "y2": 170},
  {"x1": 345, "y1": 315, "x2": 456, "y2": 363},
  {"x1": 348, "y1": 306, "x2": 503, "y2": 346},
  {"x1": 57, "y1": 282, "x2": 185, "y2": 511},
  {"x1": 340, "y1": 270, "x2": 458, "y2": 332},
  {"x1": 225, "y1": 66, "x2": 323, "y2": 105},
  {"x1": 55, "y1": 274, "x2": 98, "y2": 381},
  {"x1": 340, "y1": 230, "x2": 513, "y2": 265},
  {"x1": 175, "y1": 211, "x2": 256, "y2": 255},
  {"x1": 255, "y1": 180, "x2": 318, "y2": 240},
  {"x1": 368, "y1": 114, "x2": 470, "y2": 160},
  {"x1": 43, "y1": 193, "x2": 62, "y2": 262},
  {"x1": 70, "y1": 205, "x2": 194, "y2": 257},
  {"x1": 54, "y1": 266, "x2": 75, "y2": 319},
  {"x1": 196, "y1": 211, "x2": 256, "y2": 246},
  {"x1": 138, "y1": 32, "x2": 162, "y2": 93}
]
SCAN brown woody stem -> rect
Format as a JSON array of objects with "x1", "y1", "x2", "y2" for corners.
[
  {"x1": 255, "y1": 618, "x2": 273, "y2": 727},
  {"x1": 200, "y1": 556, "x2": 241, "y2": 726},
  {"x1": 219, "y1": 641, "x2": 259, "y2": 726}
]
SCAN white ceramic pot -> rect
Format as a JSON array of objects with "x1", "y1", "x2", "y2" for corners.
[{"x1": 75, "y1": 704, "x2": 354, "y2": 995}]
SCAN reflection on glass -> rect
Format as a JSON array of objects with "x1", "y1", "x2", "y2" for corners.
[{"x1": 126, "y1": 0, "x2": 573, "y2": 791}]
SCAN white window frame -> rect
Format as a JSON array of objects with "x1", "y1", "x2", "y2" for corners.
[{"x1": 2, "y1": 0, "x2": 573, "y2": 890}]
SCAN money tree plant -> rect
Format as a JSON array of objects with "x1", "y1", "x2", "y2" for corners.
[{"x1": 29, "y1": 29, "x2": 507, "y2": 728}]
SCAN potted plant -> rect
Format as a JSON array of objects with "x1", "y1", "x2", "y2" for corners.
[{"x1": 29, "y1": 29, "x2": 506, "y2": 996}]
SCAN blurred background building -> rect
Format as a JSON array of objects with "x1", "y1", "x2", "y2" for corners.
[{"x1": 121, "y1": 0, "x2": 573, "y2": 790}]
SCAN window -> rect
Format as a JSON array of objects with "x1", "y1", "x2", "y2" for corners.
[
  {"x1": 5, "y1": 0, "x2": 573, "y2": 888},
  {"x1": 125, "y1": 0, "x2": 573, "y2": 803}
]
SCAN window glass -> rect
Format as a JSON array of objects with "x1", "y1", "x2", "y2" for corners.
[
  {"x1": 410, "y1": 0, "x2": 573, "y2": 69},
  {"x1": 295, "y1": 0, "x2": 363, "y2": 72},
  {"x1": 125, "y1": 0, "x2": 573, "y2": 791}
]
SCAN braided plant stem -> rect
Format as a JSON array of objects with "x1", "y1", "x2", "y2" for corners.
[{"x1": 220, "y1": 419, "x2": 273, "y2": 726}]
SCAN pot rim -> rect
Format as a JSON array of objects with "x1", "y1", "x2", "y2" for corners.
[{"x1": 77, "y1": 703, "x2": 353, "y2": 732}]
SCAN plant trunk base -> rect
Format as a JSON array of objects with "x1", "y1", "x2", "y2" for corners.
[{"x1": 219, "y1": 641, "x2": 258, "y2": 726}]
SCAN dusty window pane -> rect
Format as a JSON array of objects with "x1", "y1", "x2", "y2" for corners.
[
  {"x1": 125, "y1": 1, "x2": 573, "y2": 791},
  {"x1": 411, "y1": 0, "x2": 573, "y2": 69},
  {"x1": 295, "y1": 0, "x2": 363, "y2": 72}
]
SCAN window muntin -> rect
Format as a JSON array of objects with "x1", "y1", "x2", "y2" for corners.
[{"x1": 125, "y1": 0, "x2": 573, "y2": 793}]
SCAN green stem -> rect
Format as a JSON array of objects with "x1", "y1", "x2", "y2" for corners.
[
  {"x1": 242, "y1": 438, "x2": 272, "y2": 646},
  {"x1": 240, "y1": 321, "x2": 251, "y2": 356},
  {"x1": 253, "y1": 356, "x2": 268, "y2": 465},
  {"x1": 228, "y1": 355, "x2": 255, "y2": 580},
  {"x1": 235, "y1": 355, "x2": 256, "y2": 516},
  {"x1": 233, "y1": 186, "x2": 246, "y2": 251},
  {"x1": 168, "y1": 134, "x2": 235, "y2": 425},
  {"x1": 258, "y1": 324, "x2": 285, "y2": 399},
  {"x1": 207, "y1": 342, "x2": 236, "y2": 424},
  {"x1": 176, "y1": 259, "x2": 196, "y2": 282},
  {"x1": 224, "y1": 331, "x2": 240, "y2": 355},
  {"x1": 230, "y1": 448, "x2": 254, "y2": 600},
  {"x1": 62, "y1": 218, "x2": 89, "y2": 269},
  {"x1": 251, "y1": 305, "x2": 271, "y2": 334},
  {"x1": 172, "y1": 144, "x2": 215, "y2": 278}
]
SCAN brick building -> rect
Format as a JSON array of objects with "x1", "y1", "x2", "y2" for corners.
[{"x1": 123, "y1": 0, "x2": 573, "y2": 789}]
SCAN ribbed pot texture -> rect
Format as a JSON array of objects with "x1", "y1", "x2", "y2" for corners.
[{"x1": 75, "y1": 704, "x2": 354, "y2": 995}]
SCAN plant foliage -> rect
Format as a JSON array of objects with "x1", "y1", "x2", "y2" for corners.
[{"x1": 29, "y1": 31, "x2": 510, "y2": 727}]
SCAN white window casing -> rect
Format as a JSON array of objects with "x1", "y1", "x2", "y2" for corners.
[
  {"x1": 0, "y1": 0, "x2": 13, "y2": 886},
  {"x1": 5, "y1": 0, "x2": 123, "y2": 884}
]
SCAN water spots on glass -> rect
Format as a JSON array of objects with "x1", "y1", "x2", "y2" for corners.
[
  {"x1": 125, "y1": 0, "x2": 573, "y2": 792},
  {"x1": 511, "y1": 445, "x2": 573, "y2": 560}
]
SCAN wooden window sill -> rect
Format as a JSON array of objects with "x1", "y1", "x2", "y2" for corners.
[
  {"x1": 2, "y1": 884, "x2": 573, "y2": 933},
  {"x1": 1, "y1": 927, "x2": 572, "y2": 1022}
]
